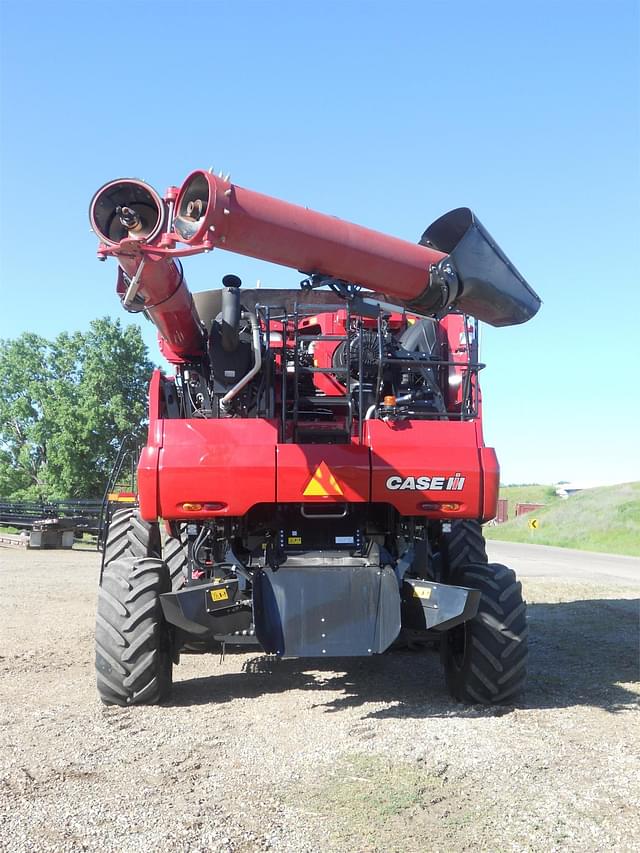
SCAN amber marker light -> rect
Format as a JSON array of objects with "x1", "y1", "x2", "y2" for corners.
[
  {"x1": 419, "y1": 502, "x2": 461, "y2": 512},
  {"x1": 180, "y1": 502, "x2": 227, "y2": 511}
]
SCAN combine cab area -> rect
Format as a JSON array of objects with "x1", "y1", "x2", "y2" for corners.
[{"x1": 90, "y1": 170, "x2": 538, "y2": 706}]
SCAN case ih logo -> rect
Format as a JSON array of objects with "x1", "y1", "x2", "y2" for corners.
[{"x1": 385, "y1": 473, "x2": 466, "y2": 491}]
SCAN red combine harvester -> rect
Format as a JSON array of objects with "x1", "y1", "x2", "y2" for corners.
[{"x1": 89, "y1": 170, "x2": 540, "y2": 706}]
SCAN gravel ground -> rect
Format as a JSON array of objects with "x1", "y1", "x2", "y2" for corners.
[{"x1": 0, "y1": 547, "x2": 638, "y2": 853}]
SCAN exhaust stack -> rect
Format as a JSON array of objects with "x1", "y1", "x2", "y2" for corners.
[{"x1": 220, "y1": 275, "x2": 242, "y2": 352}]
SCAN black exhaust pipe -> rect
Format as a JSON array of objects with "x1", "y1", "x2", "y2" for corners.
[{"x1": 220, "y1": 275, "x2": 242, "y2": 352}]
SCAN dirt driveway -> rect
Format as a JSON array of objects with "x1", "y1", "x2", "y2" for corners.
[{"x1": 0, "y1": 547, "x2": 638, "y2": 853}]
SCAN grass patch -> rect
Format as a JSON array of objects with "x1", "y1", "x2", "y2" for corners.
[
  {"x1": 485, "y1": 482, "x2": 640, "y2": 556},
  {"x1": 297, "y1": 753, "x2": 444, "y2": 851}
]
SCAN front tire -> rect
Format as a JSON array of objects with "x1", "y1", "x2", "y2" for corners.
[
  {"x1": 95, "y1": 557, "x2": 173, "y2": 706},
  {"x1": 443, "y1": 562, "x2": 528, "y2": 704}
]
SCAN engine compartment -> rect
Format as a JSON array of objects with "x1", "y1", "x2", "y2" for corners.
[{"x1": 162, "y1": 283, "x2": 483, "y2": 439}]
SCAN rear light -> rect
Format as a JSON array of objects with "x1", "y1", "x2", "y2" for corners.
[
  {"x1": 180, "y1": 502, "x2": 227, "y2": 512},
  {"x1": 419, "y1": 502, "x2": 461, "y2": 512}
]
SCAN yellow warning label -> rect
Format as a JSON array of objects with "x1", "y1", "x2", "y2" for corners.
[
  {"x1": 288, "y1": 536, "x2": 302, "y2": 545},
  {"x1": 210, "y1": 588, "x2": 229, "y2": 602},
  {"x1": 413, "y1": 586, "x2": 432, "y2": 600},
  {"x1": 303, "y1": 461, "x2": 344, "y2": 497}
]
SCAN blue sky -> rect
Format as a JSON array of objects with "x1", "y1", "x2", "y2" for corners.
[{"x1": 0, "y1": 0, "x2": 638, "y2": 485}]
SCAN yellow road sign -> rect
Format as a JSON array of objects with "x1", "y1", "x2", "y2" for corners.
[{"x1": 528, "y1": 518, "x2": 539, "y2": 530}]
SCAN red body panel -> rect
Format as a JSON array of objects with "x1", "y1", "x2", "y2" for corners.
[
  {"x1": 365, "y1": 420, "x2": 484, "y2": 519},
  {"x1": 479, "y1": 445, "x2": 500, "y2": 522},
  {"x1": 276, "y1": 444, "x2": 370, "y2": 503},
  {"x1": 138, "y1": 370, "x2": 163, "y2": 521},
  {"x1": 138, "y1": 446, "x2": 160, "y2": 521},
  {"x1": 137, "y1": 367, "x2": 498, "y2": 521},
  {"x1": 157, "y1": 419, "x2": 278, "y2": 518}
]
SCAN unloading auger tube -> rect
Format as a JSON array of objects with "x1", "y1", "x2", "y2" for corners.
[{"x1": 89, "y1": 171, "x2": 541, "y2": 354}]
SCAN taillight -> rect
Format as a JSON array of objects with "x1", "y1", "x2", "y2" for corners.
[
  {"x1": 180, "y1": 502, "x2": 227, "y2": 512},
  {"x1": 419, "y1": 502, "x2": 461, "y2": 512}
]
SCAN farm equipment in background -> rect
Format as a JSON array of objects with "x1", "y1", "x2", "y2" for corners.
[
  {"x1": 0, "y1": 498, "x2": 103, "y2": 548},
  {"x1": 89, "y1": 169, "x2": 540, "y2": 706}
]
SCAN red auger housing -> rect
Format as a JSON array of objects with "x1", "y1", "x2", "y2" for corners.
[{"x1": 90, "y1": 170, "x2": 540, "y2": 707}]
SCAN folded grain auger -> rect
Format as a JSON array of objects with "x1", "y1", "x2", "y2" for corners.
[{"x1": 90, "y1": 169, "x2": 540, "y2": 706}]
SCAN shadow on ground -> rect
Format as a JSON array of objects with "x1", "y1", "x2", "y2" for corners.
[{"x1": 168, "y1": 596, "x2": 639, "y2": 717}]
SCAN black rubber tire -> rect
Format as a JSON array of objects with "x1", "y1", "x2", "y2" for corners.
[
  {"x1": 442, "y1": 520, "x2": 488, "y2": 576},
  {"x1": 444, "y1": 562, "x2": 528, "y2": 704},
  {"x1": 103, "y1": 506, "x2": 160, "y2": 567},
  {"x1": 95, "y1": 557, "x2": 173, "y2": 706},
  {"x1": 162, "y1": 526, "x2": 187, "y2": 591}
]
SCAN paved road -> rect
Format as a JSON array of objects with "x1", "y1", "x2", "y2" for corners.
[{"x1": 487, "y1": 540, "x2": 640, "y2": 586}]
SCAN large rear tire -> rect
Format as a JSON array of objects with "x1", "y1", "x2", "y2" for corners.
[
  {"x1": 162, "y1": 524, "x2": 187, "y2": 591},
  {"x1": 95, "y1": 557, "x2": 173, "y2": 706},
  {"x1": 102, "y1": 506, "x2": 160, "y2": 567},
  {"x1": 443, "y1": 562, "x2": 528, "y2": 704},
  {"x1": 442, "y1": 520, "x2": 488, "y2": 574}
]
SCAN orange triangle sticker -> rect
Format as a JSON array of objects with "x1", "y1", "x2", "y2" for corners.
[{"x1": 303, "y1": 461, "x2": 344, "y2": 497}]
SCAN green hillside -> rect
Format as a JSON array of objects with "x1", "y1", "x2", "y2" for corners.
[{"x1": 484, "y1": 481, "x2": 640, "y2": 557}]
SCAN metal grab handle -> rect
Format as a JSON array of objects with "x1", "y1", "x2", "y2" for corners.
[{"x1": 300, "y1": 504, "x2": 348, "y2": 519}]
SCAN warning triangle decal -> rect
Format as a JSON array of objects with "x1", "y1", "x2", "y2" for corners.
[{"x1": 303, "y1": 461, "x2": 344, "y2": 497}]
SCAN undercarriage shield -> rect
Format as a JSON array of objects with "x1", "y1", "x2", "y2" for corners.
[{"x1": 253, "y1": 560, "x2": 401, "y2": 657}]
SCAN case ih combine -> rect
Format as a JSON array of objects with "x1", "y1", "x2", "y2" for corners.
[{"x1": 89, "y1": 169, "x2": 540, "y2": 706}]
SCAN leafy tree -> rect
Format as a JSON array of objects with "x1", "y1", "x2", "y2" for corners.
[{"x1": 0, "y1": 318, "x2": 154, "y2": 499}]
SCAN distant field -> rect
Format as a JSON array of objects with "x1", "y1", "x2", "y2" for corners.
[{"x1": 485, "y1": 481, "x2": 640, "y2": 557}]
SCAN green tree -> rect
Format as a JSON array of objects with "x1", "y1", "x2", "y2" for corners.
[{"x1": 0, "y1": 318, "x2": 154, "y2": 499}]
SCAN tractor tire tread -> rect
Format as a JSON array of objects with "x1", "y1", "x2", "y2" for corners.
[
  {"x1": 445, "y1": 561, "x2": 528, "y2": 704},
  {"x1": 444, "y1": 521, "x2": 488, "y2": 574},
  {"x1": 163, "y1": 527, "x2": 188, "y2": 591},
  {"x1": 102, "y1": 506, "x2": 160, "y2": 569},
  {"x1": 95, "y1": 556, "x2": 172, "y2": 706}
]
